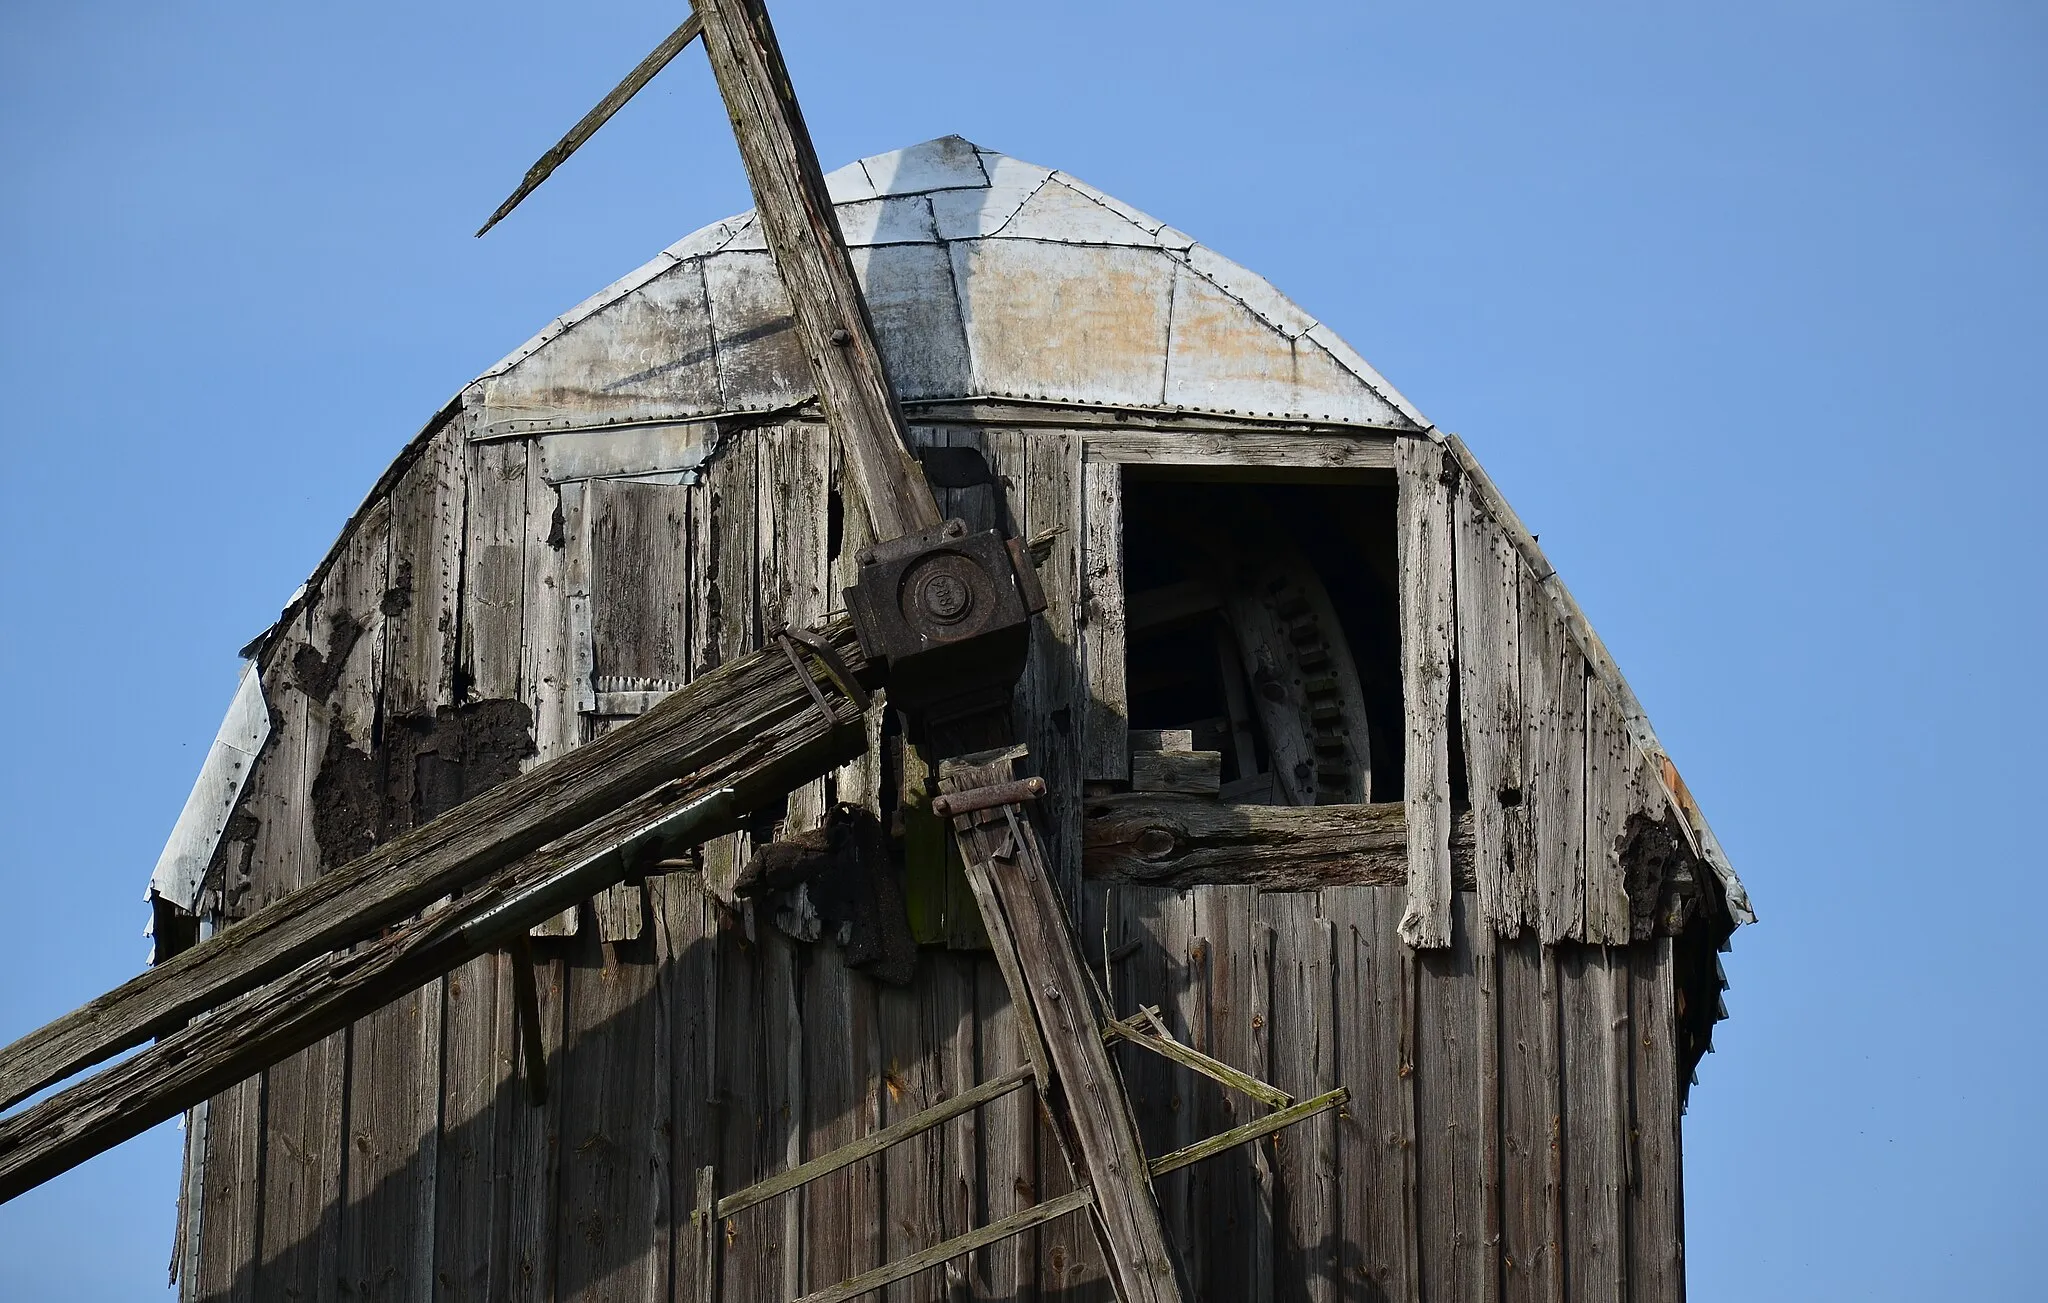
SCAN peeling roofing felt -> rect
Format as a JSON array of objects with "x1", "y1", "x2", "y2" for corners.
[{"x1": 470, "y1": 135, "x2": 1430, "y2": 436}]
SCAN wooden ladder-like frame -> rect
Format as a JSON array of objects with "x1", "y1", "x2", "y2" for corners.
[{"x1": 686, "y1": 748, "x2": 1349, "y2": 1303}]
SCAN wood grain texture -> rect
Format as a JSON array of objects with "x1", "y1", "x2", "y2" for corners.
[
  {"x1": 1081, "y1": 456, "x2": 1129, "y2": 782},
  {"x1": 531, "y1": 463, "x2": 585, "y2": 934},
  {"x1": 1326, "y1": 884, "x2": 1417, "y2": 1300},
  {"x1": 976, "y1": 953, "x2": 1039, "y2": 1301},
  {"x1": 1190, "y1": 885, "x2": 1272, "y2": 1303},
  {"x1": 691, "y1": 0, "x2": 939, "y2": 542},
  {"x1": 191, "y1": 1073, "x2": 262, "y2": 1303},
  {"x1": 695, "y1": 428, "x2": 760, "y2": 903},
  {"x1": 1498, "y1": 933, "x2": 1562, "y2": 1303},
  {"x1": 1521, "y1": 562, "x2": 1587, "y2": 945},
  {"x1": 1259, "y1": 893, "x2": 1339, "y2": 1303},
  {"x1": 554, "y1": 933, "x2": 668, "y2": 1303},
  {"x1": 1454, "y1": 476, "x2": 1538, "y2": 937},
  {"x1": 1629, "y1": 938, "x2": 1683, "y2": 1303},
  {"x1": 1129, "y1": 750, "x2": 1221, "y2": 795},
  {"x1": 1396, "y1": 437, "x2": 1456, "y2": 949},
  {"x1": 1020, "y1": 431, "x2": 1086, "y2": 908},
  {"x1": 1560, "y1": 947, "x2": 1629, "y2": 1303},
  {"x1": 1084, "y1": 794, "x2": 1474, "y2": 894},
  {"x1": 1412, "y1": 894, "x2": 1499, "y2": 1303},
  {"x1": 1584, "y1": 685, "x2": 1656, "y2": 948}
]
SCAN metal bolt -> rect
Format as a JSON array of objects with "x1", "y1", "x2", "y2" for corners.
[{"x1": 830, "y1": 327, "x2": 851, "y2": 346}]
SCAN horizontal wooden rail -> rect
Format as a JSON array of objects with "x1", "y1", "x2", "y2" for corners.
[
  {"x1": 793, "y1": 1187, "x2": 1096, "y2": 1303},
  {"x1": 716, "y1": 1064, "x2": 1034, "y2": 1220},
  {"x1": 1084, "y1": 792, "x2": 1475, "y2": 893},
  {"x1": 0, "y1": 613, "x2": 869, "y2": 1114},
  {"x1": 1148, "y1": 1087, "x2": 1350, "y2": 1178}
]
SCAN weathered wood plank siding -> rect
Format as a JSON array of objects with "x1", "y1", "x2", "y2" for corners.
[{"x1": 180, "y1": 421, "x2": 1698, "y2": 1303}]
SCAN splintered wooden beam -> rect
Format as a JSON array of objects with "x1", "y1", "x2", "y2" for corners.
[
  {"x1": 0, "y1": 613, "x2": 870, "y2": 1115},
  {"x1": 940, "y1": 749, "x2": 1190, "y2": 1303},
  {"x1": 0, "y1": 718, "x2": 863, "y2": 1203},
  {"x1": 692, "y1": 0, "x2": 940, "y2": 541},
  {"x1": 476, "y1": 11, "x2": 706, "y2": 237}
]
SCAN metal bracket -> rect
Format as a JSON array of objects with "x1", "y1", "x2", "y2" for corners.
[{"x1": 842, "y1": 519, "x2": 1038, "y2": 725}]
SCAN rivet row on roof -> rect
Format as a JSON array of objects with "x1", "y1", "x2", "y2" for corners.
[{"x1": 471, "y1": 136, "x2": 1429, "y2": 436}]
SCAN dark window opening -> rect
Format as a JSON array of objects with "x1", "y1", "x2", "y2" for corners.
[{"x1": 1122, "y1": 473, "x2": 1424, "y2": 804}]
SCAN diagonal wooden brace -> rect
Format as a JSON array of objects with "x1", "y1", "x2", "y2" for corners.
[{"x1": 938, "y1": 747, "x2": 1190, "y2": 1303}]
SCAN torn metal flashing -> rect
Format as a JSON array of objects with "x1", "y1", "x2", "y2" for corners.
[{"x1": 146, "y1": 661, "x2": 271, "y2": 926}]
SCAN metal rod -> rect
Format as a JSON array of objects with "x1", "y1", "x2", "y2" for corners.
[{"x1": 931, "y1": 776, "x2": 1046, "y2": 819}]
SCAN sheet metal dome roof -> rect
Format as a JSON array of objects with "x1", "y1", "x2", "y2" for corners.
[{"x1": 469, "y1": 136, "x2": 1430, "y2": 437}]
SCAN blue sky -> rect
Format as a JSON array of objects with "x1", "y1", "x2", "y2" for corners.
[{"x1": 1, "y1": 2, "x2": 2042, "y2": 1297}]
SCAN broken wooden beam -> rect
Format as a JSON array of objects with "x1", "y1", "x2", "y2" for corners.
[
  {"x1": 0, "y1": 714, "x2": 862, "y2": 1203},
  {"x1": 692, "y1": 0, "x2": 939, "y2": 541},
  {"x1": 0, "y1": 613, "x2": 870, "y2": 1114},
  {"x1": 476, "y1": 11, "x2": 705, "y2": 237},
  {"x1": 1083, "y1": 792, "x2": 1476, "y2": 893}
]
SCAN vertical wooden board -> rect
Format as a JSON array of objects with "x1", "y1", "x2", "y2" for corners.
[
  {"x1": 937, "y1": 954, "x2": 984, "y2": 1300},
  {"x1": 463, "y1": 438, "x2": 529, "y2": 701},
  {"x1": 879, "y1": 966, "x2": 947, "y2": 1303},
  {"x1": 433, "y1": 953, "x2": 503, "y2": 1303},
  {"x1": 1629, "y1": 939, "x2": 1683, "y2": 1303},
  {"x1": 271, "y1": 503, "x2": 393, "y2": 1301},
  {"x1": 1325, "y1": 884, "x2": 1417, "y2": 1302},
  {"x1": 1259, "y1": 894, "x2": 1338, "y2": 1303},
  {"x1": 527, "y1": 448, "x2": 585, "y2": 936},
  {"x1": 1558, "y1": 948, "x2": 1629, "y2": 1303},
  {"x1": 975, "y1": 954, "x2": 1038, "y2": 1301},
  {"x1": 1411, "y1": 894, "x2": 1499, "y2": 1303},
  {"x1": 1107, "y1": 886, "x2": 1199, "y2": 1276},
  {"x1": 1396, "y1": 437, "x2": 1456, "y2": 950},
  {"x1": 191, "y1": 1074, "x2": 263, "y2": 1303},
  {"x1": 655, "y1": 875, "x2": 719, "y2": 1303},
  {"x1": 1454, "y1": 480, "x2": 1537, "y2": 937},
  {"x1": 496, "y1": 949, "x2": 567, "y2": 1303},
  {"x1": 1189, "y1": 885, "x2": 1270, "y2": 1302},
  {"x1": 1519, "y1": 562, "x2": 1586, "y2": 945},
  {"x1": 1583, "y1": 684, "x2": 1644, "y2": 948},
  {"x1": 759, "y1": 424, "x2": 832, "y2": 834},
  {"x1": 800, "y1": 939, "x2": 886, "y2": 1292},
  {"x1": 554, "y1": 933, "x2": 670, "y2": 1303},
  {"x1": 339, "y1": 986, "x2": 443, "y2": 1303},
  {"x1": 1018, "y1": 431, "x2": 1086, "y2": 905},
  {"x1": 384, "y1": 420, "x2": 466, "y2": 717},
  {"x1": 1497, "y1": 934, "x2": 1562, "y2": 1303},
  {"x1": 523, "y1": 440, "x2": 575, "y2": 740},
  {"x1": 1080, "y1": 456, "x2": 1129, "y2": 783},
  {"x1": 588, "y1": 478, "x2": 691, "y2": 687},
  {"x1": 828, "y1": 437, "x2": 888, "y2": 818},
  {"x1": 716, "y1": 929, "x2": 801, "y2": 1300},
  {"x1": 695, "y1": 430, "x2": 760, "y2": 900}
]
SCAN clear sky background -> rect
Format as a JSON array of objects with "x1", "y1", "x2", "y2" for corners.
[{"x1": 1, "y1": 2, "x2": 2042, "y2": 1297}]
